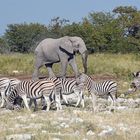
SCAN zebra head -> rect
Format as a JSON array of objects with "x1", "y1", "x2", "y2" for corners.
[
  {"x1": 77, "y1": 73, "x2": 89, "y2": 84},
  {"x1": 131, "y1": 77, "x2": 140, "y2": 90},
  {"x1": 126, "y1": 76, "x2": 140, "y2": 95}
]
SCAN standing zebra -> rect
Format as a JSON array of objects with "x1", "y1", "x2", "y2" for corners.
[
  {"x1": 78, "y1": 73, "x2": 117, "y2": 112},
  {"x1": 7, "y1": 79, "x2": 62, "y2": 111},
  {"x1": 30, "y1": 77, "x2": 85, "y2": 110},
  {"x1": 0, "y1": 78, "x2": 20, "y2": 108}
]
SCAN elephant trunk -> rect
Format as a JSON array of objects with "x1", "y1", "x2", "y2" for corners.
[{"x1": 81, "y1": 50, "x2": 88, "y2": 73}]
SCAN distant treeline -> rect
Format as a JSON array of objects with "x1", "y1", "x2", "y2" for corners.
[{"x1": 0, "y1": 6, "x2": 140, "y2": 54}]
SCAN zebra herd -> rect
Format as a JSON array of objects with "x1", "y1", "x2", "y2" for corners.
[{"x1": 0, "y1": 73, "x2": 118, "y2": 112}]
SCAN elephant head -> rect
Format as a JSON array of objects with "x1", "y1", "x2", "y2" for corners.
[
  {"x1": 60, "y1": 36, "x2": 88, "y2": 74},
  {"x1": 69, "y1": 36, "x2": 88, "y2": 73}
]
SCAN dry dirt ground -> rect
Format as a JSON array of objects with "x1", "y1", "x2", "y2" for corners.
[{"x1": 0, "y1": 75, "x2": 140, "y2": 140}]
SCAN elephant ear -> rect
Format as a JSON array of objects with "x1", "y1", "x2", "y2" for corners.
[{"x1": 60, "y1": 37, "x2": 74, "y2": 54}]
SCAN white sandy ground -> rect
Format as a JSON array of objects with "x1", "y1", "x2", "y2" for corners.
[{"x1": 0, "y1": 97, "x2": 140, "y2": 140}]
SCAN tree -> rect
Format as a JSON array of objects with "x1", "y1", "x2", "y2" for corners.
[
  {"x1": 113, "y1": 6, "x2": 140, "y2": 52},
  {"x1": 0, "y1": 37, "x2": 9, "y2": 53},
  {"x1": 5, "y1": 23, "x2": 48, "y2": 53},
  {"x1": 48, "y1": 17, "x2": 70, "y2": 38}
]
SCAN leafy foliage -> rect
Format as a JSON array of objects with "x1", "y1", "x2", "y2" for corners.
[
  {"x1": 0, "y1": 37, "x2": 10, "y2": 53},
  {"x1": 1, "y1": 6, "x2": 140, "y2": 53},
  {"x1": 5, "y1": 23, "x2": 48, "y2": 53}
]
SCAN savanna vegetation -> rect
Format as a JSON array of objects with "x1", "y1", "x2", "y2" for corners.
[
  {"x1": 0, "y1": 6, "x2": 140, "y2": 140},
  {"x1": 0, "y1": 6, "x2": 140, "y2": 54},
  {"x1": 1, "y1": 53, "x2": 140, "y2": 81}
]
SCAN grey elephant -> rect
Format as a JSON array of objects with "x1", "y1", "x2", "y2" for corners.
[{"x1": 32, "y1": 36, "x2": 88, "y2": 79}]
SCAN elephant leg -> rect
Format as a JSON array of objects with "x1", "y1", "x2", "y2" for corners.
[
  {"x1": 45, "y1": 64, "x2": 56, "y2": 77},
  {"x1": 60, "y1": 59, "x2": 68, "y2": 78},
  {"x1": 32, "y1": 56, "x2": 43, "y2": 80},
  {"x1": 69, "y1": 58, "x2": 79, "y2": 78}
]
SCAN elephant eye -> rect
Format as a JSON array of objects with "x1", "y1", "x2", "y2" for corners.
[{"x1": 77, "y1": 44, "x2": 80, "y2": 47}]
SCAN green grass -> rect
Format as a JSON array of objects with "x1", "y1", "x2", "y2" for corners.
[
  {"x1": 0, "y1": 53, "x2": 140, "y2": 79},
  {"x1": 1, "y1": 52, "x2": 140, "y2": 96}
]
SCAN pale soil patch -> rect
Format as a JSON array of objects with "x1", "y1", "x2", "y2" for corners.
[{"x1": 0, "y1": 97, "x2": 140, "y2": 140}]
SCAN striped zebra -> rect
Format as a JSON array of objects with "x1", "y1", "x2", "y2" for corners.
[
  {"x1": 0, "y1": 78, "x2": 20, "y2": 108},
  {"x1": 30, "y1": 77, "x2": 84, "y2": 110},
  {"x1": 0, "y1": 77, "x2": 10, "y2": 108},
  {"x1": 78, "y1": 73, "x2": 117, "y2": 112},
  {"x1": 126, "y1": 73, "x2": 140, "y2": 95},
  {"x1": 59, "y1": 78, "x2": 84, "y2": 107},
  {"x1": 6, "y1": 79, "x2": 62, "y2": 111}
]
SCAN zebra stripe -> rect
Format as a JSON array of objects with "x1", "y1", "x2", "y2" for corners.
[
  {"x1": 78, "y1": 73, "x2": 117, "y2": 111},
  {"x1": 7, "y1": 79, "x2": 62, "y2": 111}
]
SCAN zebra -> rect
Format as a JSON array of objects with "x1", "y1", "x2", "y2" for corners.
[
  {"x1": 126, "y1": 72, "x2": 140, "y2": 95},
  {"x1": 0, "y1": 78, "x2": 21, "y2": 108},
  {"x1": 30, "y1": 77, "x2": 85, "y2": 110},
  {"x1": 6, "y1": 79, "x2": 62, "y2": 111},
  {"x1": 0, "y1": 77, "x2": 11, "y2": 108},
  {"x1": 78, "y1": 73, "x2": 118, "y2": 112},
  {"x1": 59, "y1": 78, "x2": 84, "y2": 107}
]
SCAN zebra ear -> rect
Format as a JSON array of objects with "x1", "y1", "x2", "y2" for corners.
[
  {"x1": 133, "y1": 72, "x2": 136, "y2": 77},
  {"x1": 133, "y1": 71, "x2": 140, "y2": 78},
  {"x1": 136, "y1": 71, "x2": 140, "y2": 77}
]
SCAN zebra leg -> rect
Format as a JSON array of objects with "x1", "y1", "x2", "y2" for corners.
[
  {"x1": 0, "y1": 99, "x2": 5, "y2": 108},
  {"x1": 108, "y1": 96, "x2": 114, "y2": 112},
  {"x1": 108, "y1": 94, "x2": 116, "y2": 112},
  {"x1": 0, "y1": 91, "x2": 5, "y2": 108},
  {"x1": 28, "y1": 99, "x2": 33, "y2": 107},
  {"x1": 43, "y1": 95, "x2": 51, "y2": 111},
  {"x1": 21, "y1": 95, "x2": 30, "y2": 111},
  {"x1": 29, "y1": 99, "x2": 38, "y2": 111},
  {"x1": 81, "y1": 93, "x2": 85, "y2": 108},
  {"x1": 41, "y1": 97, "x2": 47, "y2": 110},
  {"x1": 75, "y1": 92, "x2": 82, "y2": 107},
  {"x1": 91, "y1": 93, "x2": 97, "y2": 113},
  {"x1": 33, "y1": 99, "x2": 38, "y2": 111},
  {"x1": 62, "y1": 94, "x2": 69, "y2": 105},
  {"x1": 55, "y1": 93, "x2": 62, "y2": 110}
]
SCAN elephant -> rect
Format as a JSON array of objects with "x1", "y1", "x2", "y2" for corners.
[{"x1": 32, "y1": 36, "x2": 88, "y2": 79}]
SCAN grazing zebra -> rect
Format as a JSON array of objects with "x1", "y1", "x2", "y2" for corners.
[
  {"x1": 6, "y1": 79, "x2": 62, "y2": 111},
  {"x1": 30, "y1": 77, "x2": 84, "y2": 110},
  {"x1": 78, "y1": 73, "x2": 117, "y2": 112},
  {"x1": 0, "y1": 78, "x2": 21, "y2": 108}
]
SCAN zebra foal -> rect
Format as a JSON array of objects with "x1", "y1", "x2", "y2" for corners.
[
  {"x1": 78, "y1": 73, "x2": 117, "y2": 112},
  {"x1": 7, "y1": 79, "x2": 62, "y2": 111}
]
